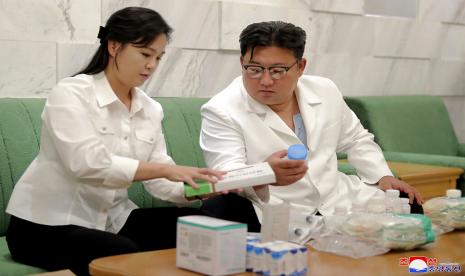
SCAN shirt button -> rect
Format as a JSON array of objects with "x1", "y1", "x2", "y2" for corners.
[
  {"x1": 150, "y1": 138, "x2": 154, "y2": 142},
  {"x1": 102, "y1": 127, "x2": 107, "y2": 131},
  {"x1": 124, "y1": 136, "x2": 128, "y2": 140}
]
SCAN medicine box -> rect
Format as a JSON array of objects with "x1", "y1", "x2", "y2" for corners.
[
  {"x1": 176, "y1": 215, "x2": 247, "y2": 275},
  {"x1": 184, "y1": 162, "x2": 276, "y2": 197}
]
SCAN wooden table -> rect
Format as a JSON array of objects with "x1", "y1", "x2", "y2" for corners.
[
  {"x1": 339, "y1": 160, "x2": 463, "y2": 200},
  {"x1": 387, "y1": 162, "x2": 463, "y2": 200},
  {"x1": 89, "y1": 231, "x2": 465, "y2": 276}
]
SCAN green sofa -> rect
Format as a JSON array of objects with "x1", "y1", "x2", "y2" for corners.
[{"x1": 344, "y1": 95, "x2": 465, "y2": 193}]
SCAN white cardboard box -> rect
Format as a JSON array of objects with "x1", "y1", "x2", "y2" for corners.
[
  {"x1": 176, "y1": 215, "x2": 247, "y2": 275},
  {"x1": 214, "y1": 162, "x2": 276, "y2": 192}
]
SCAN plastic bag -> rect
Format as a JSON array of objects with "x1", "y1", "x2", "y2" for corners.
[
  {"x1": 307, "y1": 213, "x2": 435, "y2": 258},
  {"x1": 423, "y1": 196, "x2": 465, "y2": 232},
  {"x1": 380, "y1": 214, "x2": 435, "y2": 250},
  {"x1": 308, "y1": 214, "x2": 389, "y2": 258}
]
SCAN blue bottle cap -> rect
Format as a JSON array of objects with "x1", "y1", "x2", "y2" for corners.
[{"x1": 287, "y1": 144, "x2": 308, "y2": 160}]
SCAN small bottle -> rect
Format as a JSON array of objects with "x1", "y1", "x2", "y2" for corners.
[
  {"x1": 350, "y1": 200, "x2": 366, "y2": 214},
  {"x1": 287, "y1": 144, "x2": 308, "y2": 160},
  {"x1": 367, "y1": 196, "x2": 386, "y2": 214},
  {"x1": 446, "y1": 189, "x2": 462, "y2": 206},
  {"x1": 445, "y1": 189, "x2": 463, "y2": 228},
  {"x1": 385, "y1": 189, "x2": 401, "y2": 214},
  {"x1": 325, "y1": 205, "x2": 348, "y2": 231},
  {"x1": 333, "y1": 205, "x2": 348, "y2": 215},
  {"x1": 400, "y1": 198, "x2": 411, "y2": 214}
]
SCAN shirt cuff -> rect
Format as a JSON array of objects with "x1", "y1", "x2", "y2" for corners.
[
  {"x1": 102, "y1": 155, "x2": 139, "y2": 188},
  {"x1": 242, "y1": 185, "x2": 270, "y2": 204}
]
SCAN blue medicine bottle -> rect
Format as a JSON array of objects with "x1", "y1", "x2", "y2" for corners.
[{"x1": 287, "y1": 144, "x2": 308, "y2": 160}]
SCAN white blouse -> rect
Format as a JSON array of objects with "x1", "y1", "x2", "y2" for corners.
[{"x1": 7, "y1": 72, "x2": 188, "y2": 233}]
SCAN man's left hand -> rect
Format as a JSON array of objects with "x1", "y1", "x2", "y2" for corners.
[{"x1": 378, "y1": 176, "x2": 423, "y2": 205}]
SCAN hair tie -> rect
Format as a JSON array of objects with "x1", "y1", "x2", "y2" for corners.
[{"x1": 97, "y1": 26, "x2": 108, "y2": 43}]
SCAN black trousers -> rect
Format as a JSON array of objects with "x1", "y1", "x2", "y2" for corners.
[
  {"x1": 6, "y1": 207, "x2": 204, "y2": 276},
  {"x1": 6, "y1": 194, "x2": 259, "y2": 276}
]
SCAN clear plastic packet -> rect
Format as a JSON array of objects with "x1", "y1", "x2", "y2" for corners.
[
  {"x1": 447, "y1": 202, "x2": 465, "y2": 229},
  {"x1": 423, "y1": 195, "x2": 465, "y2": 232},
  {"x1": 308, "y1": 230, "x2": 390, "y2": 259},
  {"x1": 340, "y1": 214, "x2": 384, "y2": 241},
  {"x1": 307, "y1": 214, "x2": 389, "y2": 258},
  {"x1": 307, "y1": 213, "x2": 435, "y2": 258},
  {"x1": 380, "y1": 214, "x2": 436, "y2": 250}
]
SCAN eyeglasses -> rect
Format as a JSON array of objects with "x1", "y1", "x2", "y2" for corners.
[{"x1": 242, "y1": 61, "x2": 298, "y2": 80}]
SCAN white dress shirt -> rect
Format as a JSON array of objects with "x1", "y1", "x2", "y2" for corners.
[
  {"x1": 7, "y1": 72, "x2": 188, "y2": 233},
  {"x1": 200, "y1": 76, "x2": 391, "y2": 237}
]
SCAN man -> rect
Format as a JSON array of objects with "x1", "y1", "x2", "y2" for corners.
[{"x1": 200, "y1": 21, "x2": 423, "y2": 234}]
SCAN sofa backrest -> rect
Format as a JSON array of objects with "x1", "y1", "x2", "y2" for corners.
[
  {"x1": 0, "y1": 97, "x2": 208, "y2": 236},
  {"x1": 344, "y1": 95, "x2": 459, "y2": 156}
]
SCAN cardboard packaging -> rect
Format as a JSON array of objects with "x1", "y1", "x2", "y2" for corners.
[
  {"x1": 176, "y1": 215, "x2": 247, "y2": 275},
  {"x1": 184, "y1": 162, "x2": 276, "y2": 197}
]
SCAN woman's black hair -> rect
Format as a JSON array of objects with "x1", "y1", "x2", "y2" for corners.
[
  {"x1": 239, "y1": 21, "x2": 306, "y2": 62},
  {"x1": 76, "y1": 7, "x2": 173, "y2": 75}
]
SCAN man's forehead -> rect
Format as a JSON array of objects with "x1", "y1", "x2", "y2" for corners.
[{"x1": 243, "y1": 46, "x2": 295, "y2": 63}]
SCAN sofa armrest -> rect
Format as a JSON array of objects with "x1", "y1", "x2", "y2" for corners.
[
  {"x1": 382, "y1": 151, "x2": 465, "y2": 169},
  {"x1": 458, "y1": 143, "x2": 465, "y2": 157}
]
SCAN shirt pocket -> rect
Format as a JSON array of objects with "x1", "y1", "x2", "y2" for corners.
[
  {"x1": 134, "y1": 128, "x2": 157, "y2": 161},
  {"x1": 93, "y1": 119, "x2": 117, "y2": 151}
]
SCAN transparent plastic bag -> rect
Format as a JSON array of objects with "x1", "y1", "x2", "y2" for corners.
[
  {"x1": 308, "y1": 213, "x2": 435, "y2": 257},
  {"x1": 308, "y1": 215, "x2": 389, "y2": 258},
  {"x1": 380, "y1": 214, "x2": 435, "y2": 250},
  {"x1": 423, "y1": 196, "x2": 465, "y2": 232},
  {"x1": 308, "y1": 231, "x2": 390, "y2": 259},
  {"x1": 447, "y1": 202, "x2": 465, "y2": 229},
  {"x1": 340, "y1": 214, "x2": 383, "y2": 241}
]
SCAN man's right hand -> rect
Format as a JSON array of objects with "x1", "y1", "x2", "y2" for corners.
[{"x1": 266, "y1": 150, "x2": 308, "y2": 186}]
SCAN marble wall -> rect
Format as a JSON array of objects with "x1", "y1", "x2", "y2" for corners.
[{"x1": 1, "y1": 0, "x2": 465, "y2": 142}]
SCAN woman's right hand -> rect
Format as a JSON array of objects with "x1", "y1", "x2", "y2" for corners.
[
  {"x1": 160, "y1": 164, "x2": 225, "y2": 189},
  {"x1": 134, "y1": 161, "x2": 225, "y2": 189}
]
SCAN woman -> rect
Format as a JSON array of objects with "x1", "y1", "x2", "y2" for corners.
[{"x1": 6, "y1": 7, "x2": 223, "y2": 275}]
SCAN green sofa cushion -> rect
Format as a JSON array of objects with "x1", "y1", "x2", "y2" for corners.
[
  {"x1": 0, "y1": 237, "x2": 45, "y2": 275},
  {"x1": 0, "y1": 99, "x2": 45, "y2": 236},
  {"x1": 155, "y1": 97, "x2": 209, "y2": 168},
  {"x1": 345, "y1": 95, "x2": 459, "y2": 156}
]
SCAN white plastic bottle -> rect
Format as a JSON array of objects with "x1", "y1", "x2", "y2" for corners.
[
  {"x1": 385, "y1": 189, "x2": 401, "y2": 214},
  {"x1": 325, "y1": 205, "x2": 348, "y2": 231},
  {"x1": 367, "y1": 196, "x2": 386, "y2": 214},
  {"x1": 334, "y1": 205, "x2": 348, "y2": 216},
  {"x1": 445, "y1": 189, "x2": 463, "y2": 228},
  {"x1": 350, "y1": 200, "x2": 366, "y2": 214},
  {"x1": 400, "y1": 198, "x2": 411, "y2": 214},
  {"x1": 446, "y1": 189, "x2": 462, "y2": 206}
]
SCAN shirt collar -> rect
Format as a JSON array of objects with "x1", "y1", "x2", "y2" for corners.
[
  {"x1": 94, "y1": 72, "x2": 119, "y2": 108},
  {"x1": 130, "y1": 87, "x2": 144, "y2": 115},
  {"x1": 295, "y1": 81, "x2": 322, "y2": 106},
  {"x1": 93, "y1": 72, "x2": 145, "y2": 116}
]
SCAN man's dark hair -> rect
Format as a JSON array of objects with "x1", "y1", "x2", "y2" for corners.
[
  {"x1": 239, "y1": 21, "x2": 306, "y2": 62},
  {"x1": 76, "y1": 7, "x2": 173, "y2": 75}
]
